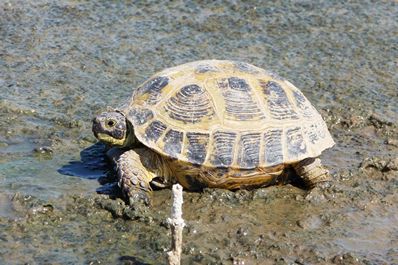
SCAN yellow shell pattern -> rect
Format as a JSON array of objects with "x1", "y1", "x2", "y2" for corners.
[{"x1": 124, "y1": 60, "x2": 335, "y2": 169}]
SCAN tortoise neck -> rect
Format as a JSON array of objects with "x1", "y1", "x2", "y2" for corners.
[{"x1": 124, "y1": 121, "x2": 139, "y2": 148}]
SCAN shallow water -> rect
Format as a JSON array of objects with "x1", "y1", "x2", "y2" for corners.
[{"x1": 0, "y1": 0, "x2": 397, "y2": 264}]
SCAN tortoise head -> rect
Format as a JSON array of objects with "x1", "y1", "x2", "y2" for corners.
[{"x1": 92, "y1": 111, "x2": 137, "y2": 147}]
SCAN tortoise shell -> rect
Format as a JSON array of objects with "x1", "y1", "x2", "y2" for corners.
[{"x1": 122, "y1": 60, "x2": 334, "y2": 169}]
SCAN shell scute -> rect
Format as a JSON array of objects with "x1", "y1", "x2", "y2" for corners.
[
  {"x1": 144, "y1": 120, "x2": 167, "y2": 142},
  {"x1": 237, "y1": 132, "x2": 261, "y2": 168},
  {"x1": 134, "y1": 76, "x2": 169, "y2": 105},
  {"x1": 218, "y1": 77, "x2": 265, "y2": 121},
  {"x1": 261, "y1": 80, "x2": 299, "y2": 120},
  {"x1": 285, "y1": 127, "x2": 308, "y2": 161},
  {"x1": 185, "y1": 132, "x2": 210, "y2": 165},
  {"x1": 162, "y1": 129, "x2": 183, "y2": 156},
  {"x1": 210, "y1": 131, "x2": 237, "y2": 167},
  {"x1": 263, "y1": 128, "x2": 284, "y2": 166},
  {"x1": 164, "y1": 84, "x2": 215, "y2": 124},
  {"x1": 127, "y1": 108, "x2": 153, "y2": 125}
]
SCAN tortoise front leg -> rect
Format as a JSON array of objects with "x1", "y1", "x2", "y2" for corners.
[
  {"x1": 107, "y1": 148, "x2": 156, "y2": 205},
  {"x1": 293, "y1": 157, "x2": 331, "y2": 188}
]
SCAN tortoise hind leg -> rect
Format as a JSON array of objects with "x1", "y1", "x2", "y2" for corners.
[{"x1": 293, "y1": 157, "x2": 330, "y2": 188}]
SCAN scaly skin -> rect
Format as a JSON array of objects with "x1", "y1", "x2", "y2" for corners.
[
  {"x1": 106, "y1": 147, "x2": 172, "y2": 205},
  {"x1": 293, "y1": 157, "x2": 331, "y2": 187}
]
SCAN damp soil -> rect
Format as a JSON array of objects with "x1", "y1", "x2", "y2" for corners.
[{"x1": 0, "y1": 1, "x2": 397, "y2": 264}]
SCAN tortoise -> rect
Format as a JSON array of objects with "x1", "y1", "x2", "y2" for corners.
[{"x1": 92, "y1": 60, "x2": 335, "y2": 204}]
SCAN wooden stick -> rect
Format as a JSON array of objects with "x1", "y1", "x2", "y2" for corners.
[{"x1": 167, "y1": 184, "x2": 185, "y2": 265}]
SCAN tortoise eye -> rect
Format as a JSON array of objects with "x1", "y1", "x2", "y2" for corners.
[{"x1": 106, "y1": 119, "x2": 116, "y2": 127}]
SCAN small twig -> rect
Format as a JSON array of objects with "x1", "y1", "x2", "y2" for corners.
[{"x1": 167, "y1": 184, "x2": 185, "y2": 265}]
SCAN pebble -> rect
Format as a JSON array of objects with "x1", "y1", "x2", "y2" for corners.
[
  {"x1": 33, "y1": 146, "x2": 54, "y2": 154},
  {"x1": 386, "y1": 138, "x2": 398, "y2": 147},
  {"x1": 305, "y1": 188, "x2": 327, "y2": 204},
  {"x1": 368, "y1": 113, "x2": 393, "y2": 128},
  {"x1": 332, "y1": 253, "x2": 361, "y2": 264},
  {"x1": 296, "y1": 215, "x2": 323, "y2": 230},
  {"x1": 360, "y1": 156, "x2": 398, "y2": 172}
]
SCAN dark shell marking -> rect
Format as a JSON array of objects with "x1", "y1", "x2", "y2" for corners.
[
  {"x1": 234, "y1": 62, "x2": 259, "y2": 74},
  {"x1": 265, "y1": 70, "x2": 284, "y2": 81},
  {"x1": 228, "y1": 77, "x2": 249, "y2": 91},
  {"x1": 144, "y1": 120, "x2": 167, "y2": 142},
  {"x1": 135, "y1": 76, "x2": 169, "y2": 105},
  {"x1": 163, "y1": 129, "x2": 183, "y2": 156},
  {"x1": 218, "y1": 77, "x2": 265, "y2": 121},
  {"x1": 261, "y1": 80, "x2": 299, "y2": 120},
  {"x1": 237, "y1": 133, "x2": 261, "y2": 168},
  {"x1": 128, "y1": 108, "x2": 153, "y2": 125},
  {"x1": 263, "y1": 129, "x2": 283, "y2": 166},
  {"x1": 164, "y1": 84, "x2": 215, "y2": 124},
  {"x1": 210, "y1": 131, "x2": 237, "y2": 167},
  {"x1": 286, "y1": 127, "x2": 307, "y2": 159},
  {"x1": 195, "y1": 64, "x2": 219, "y2": 73},
  {"x1": 306, "y1": 123, "x2": 321, "y2": 144},
  {"x1": 293, "y1": 90, "x2": 313, "y2": 118},
  {"x1": 186, "y1": 132, "x2": 210, "y2": 164}
]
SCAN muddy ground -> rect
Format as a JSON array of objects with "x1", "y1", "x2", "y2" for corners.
[
  {"x1": 2, "y1": 114, "x2": 397, "y2": 265},
  {"x1": 0, "y1": 1, "x2": 397, "y2": 264}
]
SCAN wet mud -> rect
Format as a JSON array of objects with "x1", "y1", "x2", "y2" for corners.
[{"x1": 0, "y1": 1, "x2": 397, "y2": 264}]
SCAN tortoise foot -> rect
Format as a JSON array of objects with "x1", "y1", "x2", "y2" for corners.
[
  {"x1": 107, "y1": 148, "x2": 153, "y2": 206},
  {"x1": 294, "y1": 158, "x2": 331, "y2": 188},
  {"x1": 127, "y1": 188, "x2": 151, "y2": 206}
]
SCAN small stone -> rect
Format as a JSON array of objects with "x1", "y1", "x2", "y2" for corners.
[
  {"x1": 232, "y1": 258, "x2": 246, "y2": 265},
  {"x1": 344, "y1": 115, "x2": 364, "y2": 128},
  {"x1": 332, "y1": 255, "x2": 344, "y2": 264},
  {"x1": 33, "y1": 146, "x2": 53, "y2": 154},
  {"x1": 369, "y1": 113, "x2": 393, "y2": 128},
  {"x1": 29, "y1": 204, "x2": 54, "y2": 215},
  {"x1": 97, "y1": 198, "x2": 124, "y2": 218},
  {"x1": 236, "y1": 227, "x2": 249, "y2": 236},
  {"x1": 360, "y1": 157, "x2": 386, "y2": 171},
  {"x1": 296, "y1": 215, "x2": 323, "y2": 229},
  {"x1": 332, "y1": 252, "x2": 362, "y2": 264},
  {"x1": 385, "y1": 157, "x2": 398, "y2": 171},
  {"x1": 305, "y1": 188, "x2": 327, "y2": 203},
  {"x1": 386, "y1": 138, "x2": 398, "y2": 147},
  {"x1": 360, "y1": 156, "x2": 398, "y2": 172}
]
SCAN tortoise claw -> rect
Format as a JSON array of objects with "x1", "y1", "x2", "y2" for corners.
[{"x1": 128, "y1": 189, "x2": 152, "y2": 207}]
